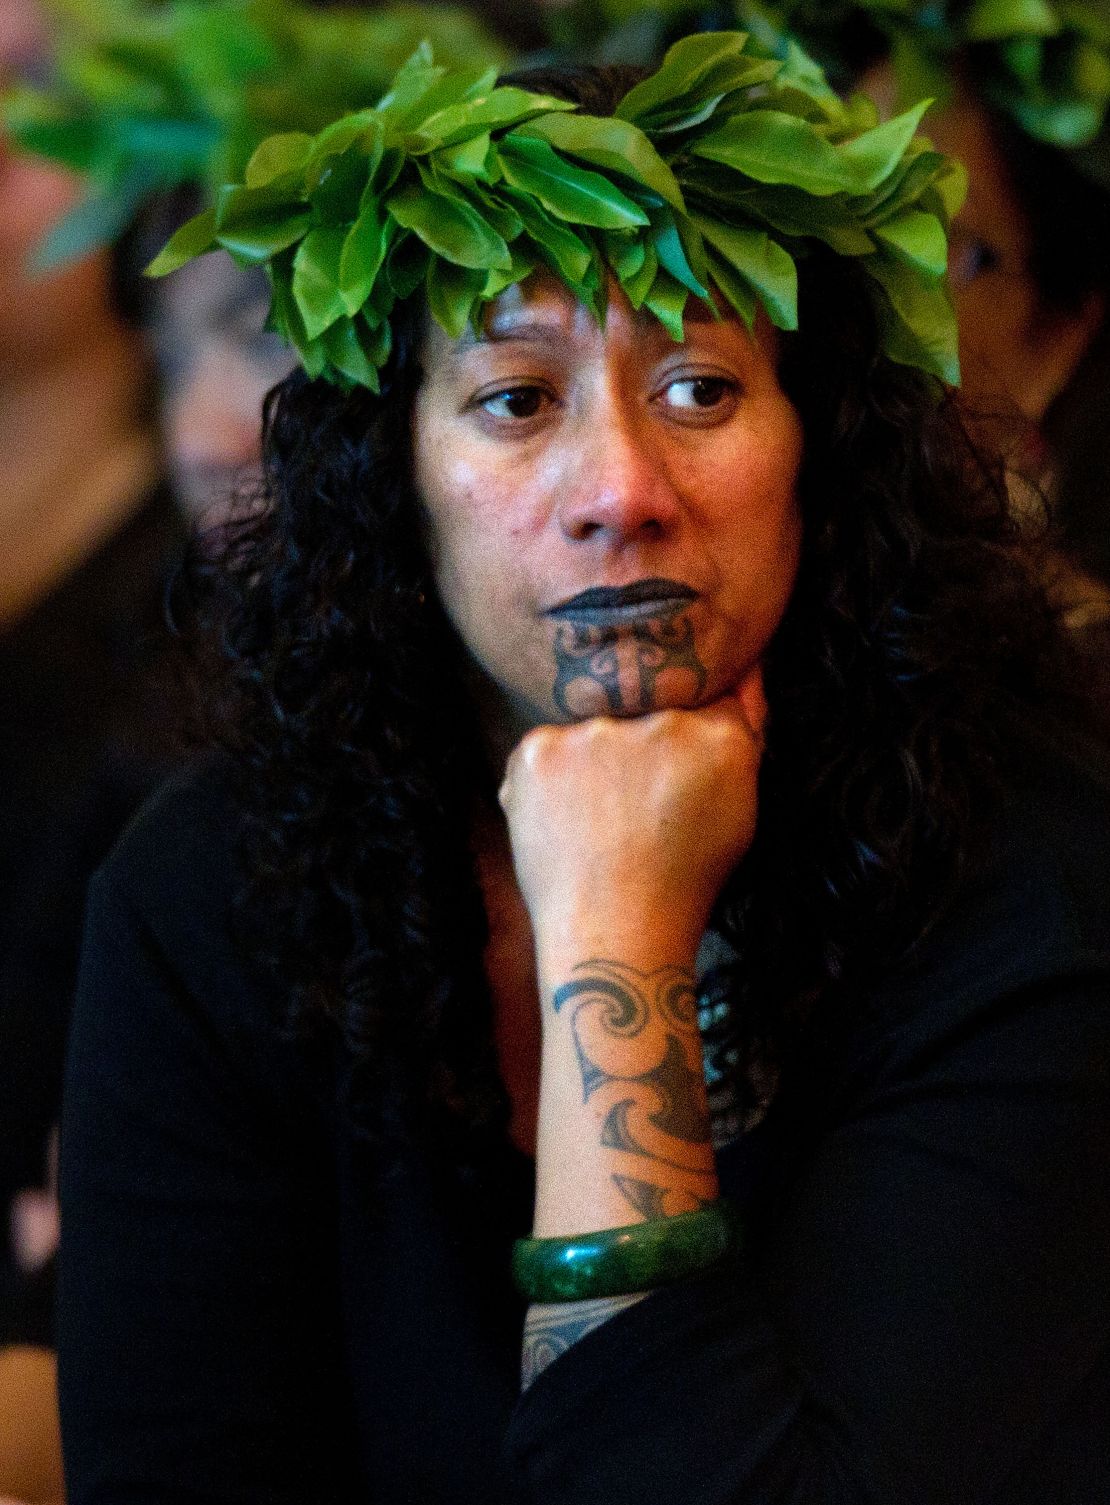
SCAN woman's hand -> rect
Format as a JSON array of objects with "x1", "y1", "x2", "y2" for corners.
[{"x1": 499, "y1": 663, "x2": 767, "y2": 962}]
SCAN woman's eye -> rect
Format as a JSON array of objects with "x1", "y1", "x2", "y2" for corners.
[
  {"x1": 661, "y1": 376, "x2": 736, "y2": 413},
  {"x1": 478, "y1": 386, "x2": 549, "y2": 421}
]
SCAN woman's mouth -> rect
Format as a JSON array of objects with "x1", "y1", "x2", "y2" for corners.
[{"x1": 545, "y1": 578, "x2": 699, "y2": 628}]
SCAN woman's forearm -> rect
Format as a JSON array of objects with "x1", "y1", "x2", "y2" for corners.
[{"x1": 523, "y1": 946, "x2": 719, "y2": 1387}]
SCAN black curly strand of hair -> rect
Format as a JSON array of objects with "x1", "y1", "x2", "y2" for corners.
[{"x1": 180, "y1": 65, "x2": 1082, "y2": 1173}]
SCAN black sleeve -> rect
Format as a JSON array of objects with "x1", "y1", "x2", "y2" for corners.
[
  {"x1": 505, "y1": 967, "x2": 1110, "y2": 1505},
  {"x1": 57, "y1": 867, "x2": 360, "y2": 1505}
]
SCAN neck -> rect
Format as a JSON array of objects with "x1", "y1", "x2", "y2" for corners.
[{"x1": 0, "y1": 327, "x2": 161, "y2": 627}]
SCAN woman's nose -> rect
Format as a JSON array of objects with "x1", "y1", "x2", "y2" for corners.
[{"x1": 555, "y1": 406, "x2": 681, "y2": 545}]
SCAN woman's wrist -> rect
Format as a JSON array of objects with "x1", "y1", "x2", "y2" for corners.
[{"x1": 531, "y1": 950, "x2": 718, "y2": 1238}]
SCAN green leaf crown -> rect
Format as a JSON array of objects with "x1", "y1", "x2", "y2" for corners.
[
  {"x1": 552, "y1": 2, "x2": 1110, "y2": 154},
  {"x1": 1, "y1": 0, "x2": 508, "y2": 270},
  {"x1": 148, "y1": 31, "x2": 965, "y2": 392}
]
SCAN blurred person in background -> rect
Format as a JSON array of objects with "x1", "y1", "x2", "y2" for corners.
[{"x1": 0, "y1": 1, "x2": 185, "y2": 1496}]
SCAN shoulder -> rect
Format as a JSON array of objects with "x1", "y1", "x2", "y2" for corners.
[
  {"x1": 843, "y1": 717, "x2": 1110, "y2": 1077},
  {"x1": 97, "y1": 751, "x2": 243, "y2": 914},
  {"x1": 81, "y1": 756, "x2": 301, "y2": 1093}
]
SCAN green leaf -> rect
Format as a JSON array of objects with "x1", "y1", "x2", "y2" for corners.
[
  {"x1": 874, "y1": 209, "x2": 948, "y2": 277},
  {"x1": 145, "y1": 204, "x2": 218, "y2": 276},
  {"x1": 373, "y1": 42, "x2": 442, "y2": 120},
  {"x1": 436, "y1": 131, "x2": 493, "y2": 178},
  {"x1": 694, "y1": 216, "x2": 798, "y2": 330},
  {"x1": 483, "y1": 243, "x2": 536, "y2": 301},
  {"x1": 498, "y1": 135, "x2": 649, "y2": 229},
  {"x1": 693, "y1": 101, "x2": 930, "y2": 197},
  {"x1": 518, "y1": 112, "x2": 685, "y2": 211},
  {"x1": 615, "y1": 31, "x2": 750, "y2": 125},
  {"x1": 964, "y1": 0, "x2": 1059, "y2": 41},
  {"x1": 411, "y1": 87, "x2": 575, "y2": 150},
  {"x1": 622, "y1": 242, "x2": 659, "y2": 309},
  {"x1": 305, "y1": 112, "x2": 383, "y2": 188},
  {"x1": 642, "y1": 268, "x2": 689, "y2": 342},
  {"x1": 1009, "y1": 93, "x2": 1105, "y2": 144},
  {"x1": 321, "y1": 314, "x2": 384, "y2": 392},
  {"x1": 498, "y1": 187, "x2": 592, "y2": 284},
  {"x1": 391, "y1": 65, "x2": 504, "y2": 134},
  {"x1": 426, "y1": 257, "x2": 487, "y2": 338},
  {"x1": 31, "y1": 168, "x2": 150, "y2": 272},
  {"x1": 310, "y1": 146, "x2": 371, "y2": 224},
  {"x1": 339, "y1": 203, "x2": 391, "y2": 316},
  {"x1": 386, "y1": 231, "x2": 429, "y2": 299},
  {"x1": 244, "y1": 132, "x2": 313, "y2": 188},
  {"x1": 388, "y1": 182, "x2": 510, "y2": 269},
  {"x1": 215, "y1": 178, "x2": 306, "y2": 230},
  {"x1": 605, "y1": 231, "x2": 647, "y2": 283},
  {"x1": 867, "y1": 249, "x2": 960, "y2": 385},
  {"x1": 215, "y1": 211, "x2": 313, "y2": 264},
  {"x1": 651, "y1": 213, "x2": 710, "y2": 299},
  {"x1": 293, "y1": 226, "x2": 348, "y2": 340},
  {"x1": 703, "y1": 248, "x2": 757, "y2": 330}
]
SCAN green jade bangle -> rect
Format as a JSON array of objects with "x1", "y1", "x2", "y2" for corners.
[{"x1": 512, "y1": 1199, "x2": 742, "y2": 1304}]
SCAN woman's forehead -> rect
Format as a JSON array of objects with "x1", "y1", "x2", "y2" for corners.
[{"x1": 423, "y1": 269, "x2": 770, "y2": 366}]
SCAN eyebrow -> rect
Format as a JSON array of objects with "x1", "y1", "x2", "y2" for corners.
[{"x1": 455, "y1": 293, "x2": 723, "y2": 354}]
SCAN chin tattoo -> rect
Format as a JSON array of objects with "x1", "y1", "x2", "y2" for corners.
[{"x1": 551, "y1": 613, "x2": 708, "y2": 718}]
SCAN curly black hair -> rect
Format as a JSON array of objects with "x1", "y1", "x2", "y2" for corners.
[{"x1": 181, "y1": 65, "x2": 1084, "y2": 1173}]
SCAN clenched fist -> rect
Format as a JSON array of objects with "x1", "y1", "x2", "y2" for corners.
[{"x1": 499, "y1": 665, "x2": 767, "y2": 962}]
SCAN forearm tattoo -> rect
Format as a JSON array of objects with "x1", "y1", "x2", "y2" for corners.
[
  {"x1": 551, "y1": 959, "x2": 715, "y2": 1220},
  {"x1": 521, "y1": 960, "x2": 716, "y2": 1387},
  {"x1": 551, "y1": 610, "x2": 708, "y2": 718},
  {"x1": 521, "y1": 1295, "x2": 645, "y2": 1390}
]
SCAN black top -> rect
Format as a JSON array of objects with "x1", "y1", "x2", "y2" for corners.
[
  {"x1": 58, "y1": 727, "x2": 1110, "y2": 1504},
  {"x1": 0, "y1": 486, "x2": 185, "y2": 1344}
]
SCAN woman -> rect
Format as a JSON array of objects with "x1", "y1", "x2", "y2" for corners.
[{"x1": 57, "y1": 35, "x2": 1110, "y2": 1505}]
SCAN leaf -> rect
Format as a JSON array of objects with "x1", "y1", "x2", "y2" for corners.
[
  {"x1": 310, "y1": 146, "x2": 372, "y2": 224},
  {"x1": 703, "y1": 248, "x2": 757, "y2": 330},
  {"x1": 386, "y1": 231, "x2": 429, "y2": 299},
  {"x1": 392, "y1": 65, "x2": 505, "y2": 134},
  {"x1": 866, "y1": 249, "x2": 960, "y2": 386},
  {"x1": 615, "y1": 31, "x2": 750, "y2": 125},
  {"x1": 293, "y1": 226, "x2": 348, "y2": 340},
  {"x1": 31, "y1": 168, "x2": 150, "y2": 272},
  {"x1": 339, "y1": 203, "x2": 391, "y2": 316},
  {"x1": 651, "y1": 214, "x2": 710, "y2": 299},
  {"x1": 622, "y1": 242, "x2": 659, "y2": 310},
  {"x1": 483, "y1": 243, "x2": 536, "y2": 300},
  {"x1": 214, "y1": 208, "x2": 312, "y2": 263},
  {"x1": 518, "y1": 112, "x2": 685, "y2": 211},
  {"x1": 244, "y1": 132, "x2": 313, "y2": 188},
  {"x1": 321, "y1": 314, "x2": 386, "y2": 392},
  {"x1": 498, "y1": 187, "x2": 592, "y2": 284},
  {"x1": 498, "y1": 135, "x2": 649, "y2": 229},
  {"x1": 874, "y1": 209, "x2": 948, "y2": 277},
  {"x1": 964, "y1": 0, "x2": 1059, "y2": 41},
  {"x1": 145, "y1": 204, "x2": 218, "y2": 276},
  {"x1": 305, "y1": 111, "x2": 383, "y2": 188},
  {"x1": 411, "y1": 87, "x2": 575, "y2": 150},
  {"x1": 694, "y1": 101, "x2": 930, "y2": 197},
  {"x1": 436, "y1": 131, "x2": 493, "y2": 178},
  {"x1": 426, "y1": 257, "x2": 487, "y2": 338},
  {"x1": 605, "y1": 231, "x2": 646, "y2": 283},
  {"x1": 642, "y1": 268, "x2": 689, "y2": 342},
  {"x1": 694, "y1": 216, "x2": 798, "y2": 330},
  {"x1": 373, "y1": 42, "x2": 442, "y2": 120},
  {"x1": 215, "y1": 178, "x2": 307, "y2": 230},
  {"x1": 387, "y1": 182, "x2": 510, "y2": 269}
]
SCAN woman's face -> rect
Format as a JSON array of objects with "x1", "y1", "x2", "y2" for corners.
[{"x1": 414, "y1": 273, "x2": 803, "y2": 740}]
